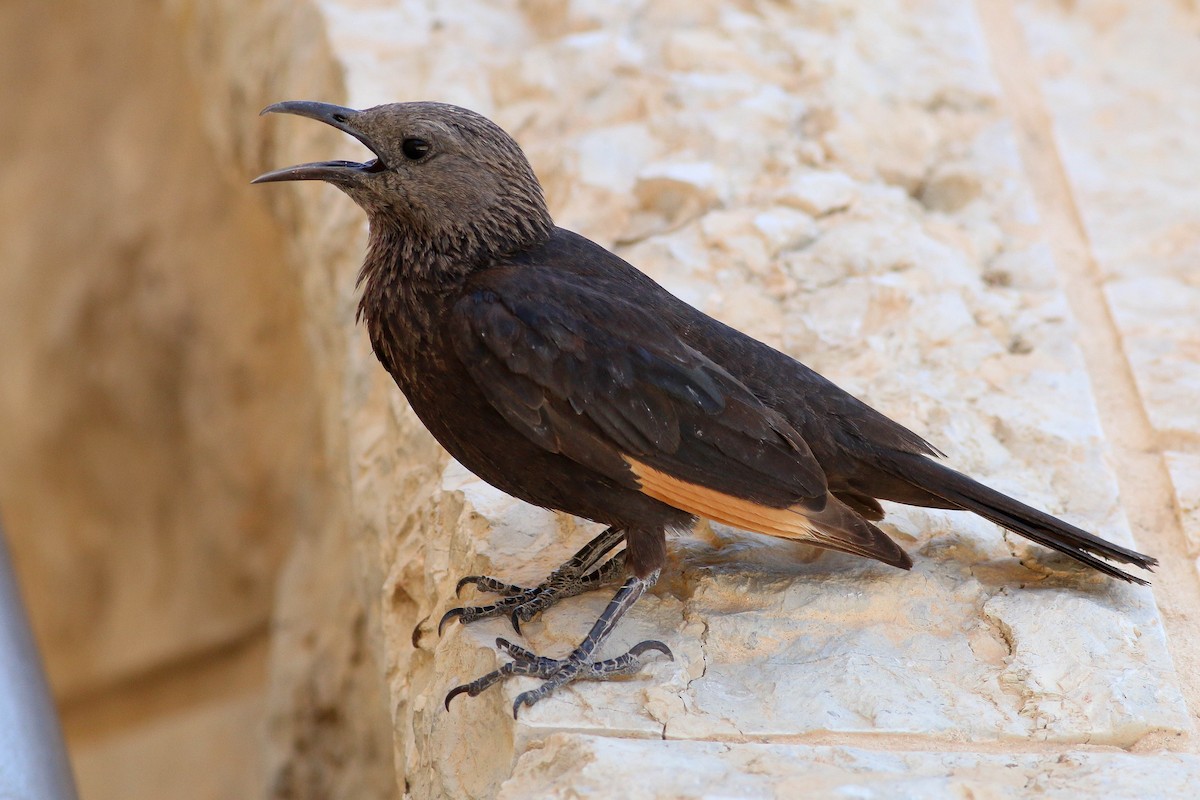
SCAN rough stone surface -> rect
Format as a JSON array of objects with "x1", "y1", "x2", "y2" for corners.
[
  {"x1": 1167, "y1": 451, "x2": 1200, "y2": 560},
  {"x1": 414, "y1": 464, "x2": 1187, "y2": 797},
  {"x1": 497, "y1": 734, "x2": 1200, "y2": 800}
]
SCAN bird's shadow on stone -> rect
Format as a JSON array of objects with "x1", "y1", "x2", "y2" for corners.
[
  {"x1": 666, "y1": 522, "x2": 898, "y2": 584},
  {"x1": 663, "y1": 522, "x2": 1134, "y2": 603},
  {"x1": 929, "y1": 532, "x2": 1138, "y2": 600}
]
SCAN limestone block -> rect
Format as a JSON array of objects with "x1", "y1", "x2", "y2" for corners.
[
  {"x1": 660, "y1": 554, "x2": 1182, "y2": 743},
  {"x1": 1166, "y1": 452, "x2": 1200, "y2": 558},
  {"x1": 1105, "y1": 276, "x2": 1200, "y2": 438},
  {"x1": 1015, "y1": 0, "x2": 1200, "y2": 439},
  {"x1": 416, "y1": 466, "x2": 1185, "y2": 772},
  {"x1": 497, "y1": 734, "x2": 1200, "y2": 800}
]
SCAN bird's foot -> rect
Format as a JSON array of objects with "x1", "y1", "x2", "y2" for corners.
[
  {"x1": 439, "y1": 526, "x2": 625, "y2": 635},
  {"x1": 444, "y1": 636, "x2": 672, "y2": 718}
]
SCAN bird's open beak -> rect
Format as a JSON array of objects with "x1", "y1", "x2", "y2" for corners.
[{"x1": 252, "y1": 100, "x2": 387, "y2": 184}]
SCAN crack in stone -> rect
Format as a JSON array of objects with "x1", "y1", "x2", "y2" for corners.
[
  {"x1": 661, "y1": 551, "x2": 713, "y2": 740},
  {"x1": 979, "y1": 592, "x2": 1039, "y2": 735}
]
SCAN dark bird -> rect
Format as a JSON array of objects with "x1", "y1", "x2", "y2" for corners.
[{"x1": 254, "y1": 100, "x2": 1156, "y2": 718}]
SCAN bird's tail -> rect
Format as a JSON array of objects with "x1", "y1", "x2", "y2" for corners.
[{"x1": 888, "y1": 454, "x2": 1157, "y2": 584}]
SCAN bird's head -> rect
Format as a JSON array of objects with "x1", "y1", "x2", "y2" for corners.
[{"x1": 254, "y1": 101, "x2": 553, "y2": 264}]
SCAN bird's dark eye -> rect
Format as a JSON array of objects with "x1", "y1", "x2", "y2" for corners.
[{"x1": 401, "y1": 138, "x2": 431, "y2": 160}]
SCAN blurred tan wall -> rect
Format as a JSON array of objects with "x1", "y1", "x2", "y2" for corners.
[{"x1": 0, "y1": 2, "x2": 323, "y2": 797}]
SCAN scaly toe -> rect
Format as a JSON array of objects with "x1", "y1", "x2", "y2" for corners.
[
  {"x1": 438, "y1": 591, "x2": 542, "y2": 635},
  {"x1": 512, "y1": 691, "x2": 537, "y2": 719},
  {"x1": 456, "y1": 575, "x2": 531, "y2": 597},
  {"x1": 494, "y1": 637, "x2": 531, "y2": 660}
]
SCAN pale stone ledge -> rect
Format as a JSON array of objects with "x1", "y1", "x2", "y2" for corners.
[
  {"x1": 497, "y1": 734, "x2": 1200, "y2": 799},
  {"x1": 414, "y1": 466, "x2": 1187, "y2": 797},
  {"x1": 1166, "y1": 452, "x2": 1200, "y2": 562},
  {"x1": 1012, "y1": 0, "x2": 1200, "y2": 619},
  {"x1": 1016, "y1": 0, "x2": 1200, "y2": 442},
  {"x1": 166, "y1": 0, "x2": 1200, "y2": 797}
]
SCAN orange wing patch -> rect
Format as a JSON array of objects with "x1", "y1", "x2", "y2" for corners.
[
  {"x1": 625, "y1": 456, "x2": 821, "y2": 542},
  {"x1": 624, "y1": 456, "x2": 913, "y2": 569}
]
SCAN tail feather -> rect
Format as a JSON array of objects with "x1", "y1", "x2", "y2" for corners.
[
  {"x1": 889, "y1": 455, "x2": 1157, "y2": 585},
  {"x1": 806, "y1": 496, "x2": 913, "y2": 570}
]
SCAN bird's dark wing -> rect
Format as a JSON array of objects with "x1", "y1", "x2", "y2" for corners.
[
  {"x1": 449, "y1": 266, "x2": 910, "y2": 567},
  {"x1": 451, "y1": 267, "x2": 824, "y2": 507},
  {"x1": 525, "y1": 230, "x2": 945, "y2": 462}
]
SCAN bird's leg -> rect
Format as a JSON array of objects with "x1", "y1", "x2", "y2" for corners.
[
  {"x1": 445, "y1": 571, "x2": 671, "y2": 718},
  {"x1": 439, "y1": 526, "x2": 626, "y2": 635}
]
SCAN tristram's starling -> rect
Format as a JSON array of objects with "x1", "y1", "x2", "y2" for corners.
[{"x1": 254, "y1": 101, "x2": 1156, "y2": 718}]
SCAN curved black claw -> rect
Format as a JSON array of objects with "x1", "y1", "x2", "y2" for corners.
[
  {"x1": 455, "y1": 576, "x2": 482, "y2": 597},
  {"x1": 438, "y1": 593, "x2": 540, "y2": 636},
  {"x1": 457, "y1": 575, "x2": 528, "y2": 597},
  {"x1": 438, "y1": 607, "x2": 465, "y2": 637},
  {"x1": 444, "y1": 683, "x2": 471, "y2": 711},
  {"x1": 411, "y1": 615, "x2": 430, "y2": 649},
  {"x1": 513, "y1": 692, "x2": 540, "y2": 719},
  {"x1": 628, "y1": 640, "x2": 673, "y2": 660},
  {"x1": 444, "y1": 636, "x2": 558, "y2": 713}
]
